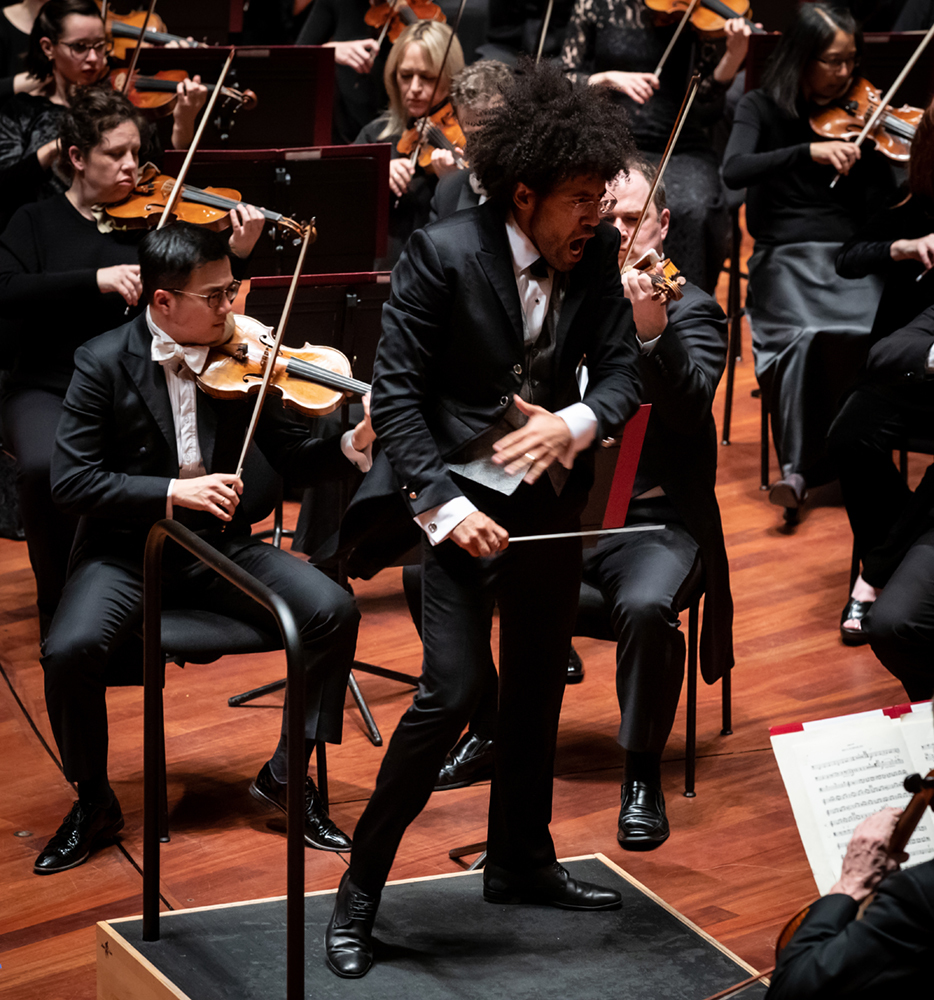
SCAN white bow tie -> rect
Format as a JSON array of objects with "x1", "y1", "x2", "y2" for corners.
[{"x1": 150, "y1": 337, "x2": 210, "y2": 375}]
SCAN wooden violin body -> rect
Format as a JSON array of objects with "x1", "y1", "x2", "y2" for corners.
[
  {"x1": 98, "y1": 2, "x2": 206, "y2": 61},
  {"x1": 105, "y1": 170, "x2": 306, "y2": 241},
  {"x1": 810, "y1": 77, "x2": 921, "y2": 163},
  {"x1": 397, "y1": 101, "x2": 468, "y2": 172},
  {"x1": 625, "y1": 249, "x2": 686, "y2": 302},
  {"x1": 644, "y1": 0, "x2": 764, "y2": 38},
  {"x1": 197, "y1": 315, "x2": 369, "y2": 419},
  {"x1": 365, "y1": 0, "x2": 446, "y2": 44},
  {"x1": 110, "y1": 68, "x2": 257, "y2": 119}
]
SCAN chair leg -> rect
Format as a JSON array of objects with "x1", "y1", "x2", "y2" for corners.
[
  {"x1": 760, "y1": 387, "x2": 770, "y2": 490},
  {"x1": 684, "y1": 600, "x2": 698, "y2": 798},
  {"x1": 720, "y1": 666, "x2": 732, "y2": 737},
  {"x1": 721, "y1": 208, "x2": 742, "y2": 446},
  {"x1": 159, "y1": 721, "x2": 169, "y2": 843}
]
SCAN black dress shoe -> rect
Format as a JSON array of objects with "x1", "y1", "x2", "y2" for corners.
[
  {"x1": 434, "y1": 731, "x2": 495, "y2": 790},
  {"x1": 567, "y1": 645, "x2": 585, "y2": 684},
  {"x1": 769, "y1": 472, "x2": 807, "y2": 510},
  {"x1": 250, "y1": 762, "x2": 352, "y2": 852},
  {"x1": 618, "y1": 780, "x2": 669, "y2": 851},
  {"x1": 34, "y1": 795, "x2": 124, "y2": 875},
  {"x1": 483, "y1": 861, "x2": 622, "y2": 910},
  {"x1": 840, "y1": 598, "x2": 873, "y2": 646},
  {"x1": 325, "y1": 870, "x2": 380, "y2": 978}
]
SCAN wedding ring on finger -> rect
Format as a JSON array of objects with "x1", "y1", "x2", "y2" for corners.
[{"x1": 525, "y1": 452, "x2": 538, "y2": 463}]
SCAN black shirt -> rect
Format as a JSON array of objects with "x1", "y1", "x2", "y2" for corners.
[
  {"x1": 723, "y1": 89, "x2": 896, "y2": 246},
  {"x1": 0, "y1": 10, "x2": 29, "y2": 107}
]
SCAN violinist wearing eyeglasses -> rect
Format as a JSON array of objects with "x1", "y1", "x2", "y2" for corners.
[{"x1": 32, "y1": 221, "x2": 376, "y2": 877}]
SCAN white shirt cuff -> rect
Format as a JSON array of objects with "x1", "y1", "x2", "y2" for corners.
[
  {"x1": 414, "y1": 495, "x2": 478, "y2": 545},
  {"x1": 926, "y1": 344, "x2": 934, "y2": 374},
  {"x1": 340, "y1": 429, "x2": 373, "y2": 473},
  {"x1": 637, "y1": 332, "x2": 662, "y2": 354},
  {"x1": 554, "y1": 402, "x2": 597, "y2": 470},
  {"x1": 167, "y1": 479, "x2": 175, "y2": 518}
]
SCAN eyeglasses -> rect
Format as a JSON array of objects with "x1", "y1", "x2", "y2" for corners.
[
  {"x1": 572, "y1": 194, "x2": 618, "y2": 219},
  {"x1": 168, "y1": 281, "x2": 241, "y2": 311},
  {"x1": 815, "y1": 54, "x2": 858, "y2": 69},
  {"x1": 59, "y1": 39, "x2": 113, "y2": 57}
]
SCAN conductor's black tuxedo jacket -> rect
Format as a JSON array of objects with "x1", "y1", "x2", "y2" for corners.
[
  {"x1": 343, "y1": 201, "x2": 642, "y2": 571},
  {"x1": 50, "y1": 313, "x2": 353, "y2": 568}
]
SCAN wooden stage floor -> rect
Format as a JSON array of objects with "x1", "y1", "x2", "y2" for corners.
[{"x1": 0, "y1": 249, "x2": 919, "y2": 999}]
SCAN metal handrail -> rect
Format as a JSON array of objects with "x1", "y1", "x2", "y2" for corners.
[{"x1": 142, "y1": 519, "x2": 306, "y2": 1000}]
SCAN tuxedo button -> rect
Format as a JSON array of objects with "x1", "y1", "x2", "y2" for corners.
[
  {"x1": 139, "y1": 446, "x2": 147, "y2": 454},
  {"x1": 513, "y1": 364, "x2": 522, "y2": 375},
  {"x1": 500, "y1": 395, "x2": 509, "y2": 406},
  {"x1": 409, "y1": 491, "x2": 417, "y2": 500}
]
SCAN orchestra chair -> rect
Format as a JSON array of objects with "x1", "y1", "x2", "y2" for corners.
[{"x1": 718, "y1": 186, "x2": 747, "y2": 448}]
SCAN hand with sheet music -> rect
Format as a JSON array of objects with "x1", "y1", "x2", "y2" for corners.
[{"x1": 828, "y1": 807, "x2": 909, "y2": 902}]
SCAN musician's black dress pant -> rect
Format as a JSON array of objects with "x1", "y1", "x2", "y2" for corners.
[
  {"x1": 864, "y1": 524, "x2": 934, "y2": 703},
  {"x1": 349, "y1": 497, "x2": 581, "y2": 895},
  {"x1": 41, "y1": 535, "x2": 360, "y2": 782}
]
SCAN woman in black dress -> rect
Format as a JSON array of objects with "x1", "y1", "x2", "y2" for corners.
[
  {"x1": 0, "y1": 0, "x2": 45, "y2": 106},
  {"x1": 561, "y1": 0, "x2": 754, "y2": 294},
  {"x1": 354, "y1": 19, "x2": 465, "y2": 268},
  {"x1": 722, "y1": 3, "x2": 895, "y2": 520},
  {"x1": 0, "y1": 86, "x2": 262, "y2": 637}
]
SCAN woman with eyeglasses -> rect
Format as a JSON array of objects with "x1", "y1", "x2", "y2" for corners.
[
  {"x1": 354, "y1": 20, "x2": 465, "y2": 269},
  {"x1": 722, "y1": 2, "x2": 896, "y2": 523},
  {"x1": 0, "y1": 85, "x2": 262, "y2": 638},
  {"x1": 0, "y1": 0, "x2": 207, "y2": 229}
]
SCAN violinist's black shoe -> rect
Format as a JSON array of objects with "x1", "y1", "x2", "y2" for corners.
[
  {"x1": 483, "y1": 861, "x2": 622, "y2": 910},
  {"x1": 434, "y1": 732, "x2": 495, "y2": 790},
  {"x1": 567, "y1": 645, "x2": 585, "y2": 684},
  {"x1": 840, "y1": 598, "x2": 873, "y2": 646},
  {"x1": 325, "y1": 871, "x2": 380, "y2": 978},
  {"x1": 617, "y1": 780, "x2": 669, "y2": 851},
  {"x1": 769, "y1": 473, "x2": 807, "y2": 510},
  {"x1": 34, "y1": 795, "x2": 124, "y2": 875},
  {"x1": 250, "y1": 763, "x2": 352, "y2": 852}
]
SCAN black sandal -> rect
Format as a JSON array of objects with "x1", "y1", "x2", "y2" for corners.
[{"x1": 840, "y1": 598, "x2": 873, "y2": 646}]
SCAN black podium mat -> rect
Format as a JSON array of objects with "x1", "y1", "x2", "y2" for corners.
[{"x1": 99, "y1": 855, "x2": 768, "y2": 999}]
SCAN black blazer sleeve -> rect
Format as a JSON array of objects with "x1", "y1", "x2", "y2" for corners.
[{"x1": 865, "y1": 305, "x2": 934, "y2": 383}]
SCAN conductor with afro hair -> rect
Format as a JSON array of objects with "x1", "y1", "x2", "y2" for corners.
[{"x1": 326, "y1": 61, "x2": 644, "y2": 979}]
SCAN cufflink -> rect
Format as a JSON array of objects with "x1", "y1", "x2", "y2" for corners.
[
  {"x1": 428, "y1": 522, "x2": 437, "y2": 533},
  {"x1": 409, "y1": 491, "x2": 417, "y2": 500}
]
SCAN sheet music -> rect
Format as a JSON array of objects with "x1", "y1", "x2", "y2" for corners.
[{"x1": 771, "y1": 704, "x2": 934, "y2": 894}]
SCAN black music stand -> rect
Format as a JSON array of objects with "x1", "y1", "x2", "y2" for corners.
[
  {"x1": 226, "y1": 273, "x2": 417, "y2": 747},
  {"x1": 133, "y1": 45, "x2": 335, "y2": 148},
  {"x1": 162, "y1": 144, "x2": 390, "y2": 275}
]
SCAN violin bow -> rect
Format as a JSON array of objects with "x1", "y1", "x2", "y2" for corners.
[
  {"x1": 234, "y1": 224, "x2": 316, "y2": 479},
  {"x1": 535, "y1": 0, "x2": 555, "y2": 64},
  {"x1": 508, "y1": 524, "x2": 664, "y2": 543},
  {"x1": 653, "y1": 0, "x2": 701, "y2": 78},
  {"x1": 830, "y1": 19, "x2": 934, "y2": 188},
  {"x1": 406, "y1": 0, "x2": 469, "y2": 171},
  {"x1": 620, "y1": 73, "x2": 700, "y2": 273},
  {"x1": 374, "y1": 0, "x2": 403, "y2": 51},
  {"x1": 155, "y1": 48, "x2": 235, "y2": 229},
  {"x1": 120, "y1": 0, "x2": 159, "y2": 96}
]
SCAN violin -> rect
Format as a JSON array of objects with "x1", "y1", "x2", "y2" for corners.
[
  {"x1": 110, "y1": 68, "x2": 256, "y2": 119},
  {"x1": 624, "y1": 249, "x2": 686, "y2": 302},
  {"x1": 397, "y1": 101, "x2": 468, "y2": 173},
  {"x1": 197, "y1": 314, "x2": 370, "y2": 420},
  {"x1": 810, "y1": 78, "x2": 922, "y2": 163},
  {"x1": 775, "y1": 766, "x2": 934, "y2": 957},
  {"x1": 105, "y1": 169, "x2": 305, "y2": 241},
  {"x1": 644, "y1": 0, "x2": 765, "y2": 38},
  {"x1": 365, "y1": 0, "x2": 446, "y2": 45},
  {"x1": 99, "y1": 3, "x2": 208, "y2": 62}
]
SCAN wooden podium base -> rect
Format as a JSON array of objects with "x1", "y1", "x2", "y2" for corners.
[{"x1": 97, "y1": 855, "x2": 768, "y2": 1000}]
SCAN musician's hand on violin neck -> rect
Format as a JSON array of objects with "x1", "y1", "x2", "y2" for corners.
[
  {"x1": 810, "y1": 140, "x2": 860, "y2": 174},
  {"x1": 891, "y1": 233, "x2": 934, "y2": 270},
  {"x1": 588, "y1": 71, "x2": 659, "y2": 106},
  {"x1": 327, "y1": 39, "x2": 380, "y2": 75},
  {"x1": 228, "y1": 204, "x2": 266, "y2": 258},
  {"x1": 829, "y1": 807, "x2": 909, "y2": 902},
  {"x1": 621, "y1": 265, "x2": 669, "y2": 342},
  {"x1": 97, "y1": 264, "x2": 142, "y2": 306},
  {"x1": 451, "y1": 511, "x2": 509, "y2": 558},
  {"x1": 170, "y1": 473, "x2": 243, "y2": 522},
  {"x1": 430, "y1": 148, "x2": 460, "y2": 179},
  {"x1": 389, "y1": 158, "x2": 416, "y2": 198},
  {"x1": 171, "y1": 75, "x2": 209, "y2": 150}
]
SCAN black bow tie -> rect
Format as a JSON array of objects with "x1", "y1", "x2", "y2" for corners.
[{"x1": 528, "y1": 256, "x2": 550, "y2": 279}]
